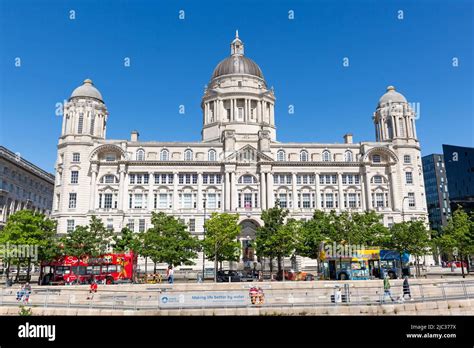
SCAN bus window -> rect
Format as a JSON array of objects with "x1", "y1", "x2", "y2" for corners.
[
  {"x1": 117, "y1": 265, "x2": 122, "y2": 273},
  {"x1": 86, "y1": 266, "x2": 93, "y2": 274},
  {"x1": 77, "y1": 266, "x2": 87, "y2": 275},
  {"x1": 56, "y1": 266, "x2": 71, "y2": 274},
  {"x1": 92, "y1": 266, "x2": 101, "y2": 275},
  {"x1": 107, "y1": 265, "x2": 117, "y2": 273}
]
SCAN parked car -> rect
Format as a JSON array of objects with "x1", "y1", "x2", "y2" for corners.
[
  {"x1": 275, "y1": 270, "x2": 314, "y2": 281},
  {"x1": 447, "y1": 261, "x2": 468, "y2": 268},
  {"x1": 216, "y1": 270, "x2": 241, "y2": 282},
  {"x1": 239, "y1": 271, "x2": 256, "y2": 282}
]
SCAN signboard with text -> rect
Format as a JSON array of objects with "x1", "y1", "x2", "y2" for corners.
[{"x1": 159, "y1": 291, "x2": 248, "y2": 308}]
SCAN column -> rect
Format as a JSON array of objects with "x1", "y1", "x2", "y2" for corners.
[
  {"x1": 257, "y1": 101, "x2": 262, "y2": 123},
  {"x1": 364, "y1": 170, "x2": 372, "y2": 210},
  {"x1": 224, "y1": 172, "x2": 230, "y2": 211},
  {"x1": 266, "y1": 172, "x2": 274, "y2": 208},
  {"x1": 230, "y1": 100, "x2": 234, "y2": 121},
  {"x1": 197, "y1": 172, "x2": 203, "y2": 212},
  {"x1": 260, "y1": 172, "x2": 266, "y2": 210},
  {"x1": 118, "y1": 167, "x2": 125, "y2": 211},
  {"x1": 337, "y1": 172, "x2": 344, "y2": 211},
  {"x1": 392, "y1": 115, "x2": 398, "y2": 138},
  {"x1": 315, "y1": 173, "x2": 321, "y2": 209},
  {"x1": 89, "y1": 166, "x2": 97, "y2": 210},
  {"x1": 122, "y1": 172, "x2": 129, "y2": 211},
  {"x1": 359, "y1": 172, "x2": 365, "y2": 210},
  {"x1": 231, "y1": 172, "x2": 238, "y2": 211},
  {"x1": 148, "y1": 171, "x2": 154, "y2": 210},
  {"x1": 292, "y1": 172, "x2": 297, "y2": 212},
  {"x1": 173, "y1": 172, "x2": 179, "y2": 211},
  {"x1": 389, "y1": 168, "x2": 400, "y2": 211}
]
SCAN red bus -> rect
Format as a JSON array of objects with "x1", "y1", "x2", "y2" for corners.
[{"x1": 39, "y1": 252, "x2": 137, "y2": 285}]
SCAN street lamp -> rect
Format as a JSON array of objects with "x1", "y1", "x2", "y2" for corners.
[{"x1": 202, "y1": 197, "x2": 207, "y2": 283}]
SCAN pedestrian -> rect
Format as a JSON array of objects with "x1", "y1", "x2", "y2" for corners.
[
  {"x1": 167, "y1": 265, "x2": 174, "y2": 284},
  {"x1": 334, "y1": 286, "x2": 342, "y2": 304},
  {"x1": 383, "y1": 274, "x2": 395, "y2": 302},
  {"x1": 450, "y1": 262, "x2": 456, "y2": 272},
  {"x1": 87, "y1": 278, "x2": 98, "y2": 300},
  {"x1": 402, "y1": 276, "x2": 412, "y2": 300}
]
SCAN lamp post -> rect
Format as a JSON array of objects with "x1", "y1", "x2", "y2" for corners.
[{"x1": 202, "y1": 197, "x2": 207, "y2": 282}]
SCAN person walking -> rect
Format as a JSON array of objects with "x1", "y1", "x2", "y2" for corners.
[
  {"x1": 167, "y1": 265, "x2": 174, "y2": 284},
  {"x1": 383, "y1": 274, "x2": 395, "y2": 302},
  {"x1": 334, "y1": 286, "x2": 342, "y2": 305},
  {"x1": 402, "y1": 276, "x2": 412, "y2": 300}
]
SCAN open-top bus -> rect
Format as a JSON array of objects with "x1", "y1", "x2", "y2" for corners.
[{"x1": 39, "y1": 252, "x2": 137, "y2": 285}]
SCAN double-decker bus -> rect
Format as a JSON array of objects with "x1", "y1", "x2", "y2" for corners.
[{"x1": 39, "y1": 252, "x2": 137, "y2": 285}]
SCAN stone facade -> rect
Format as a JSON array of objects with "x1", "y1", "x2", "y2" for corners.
[
  {"x1": 0, "y1": 146, "x2": 55, "y2": 229},
  {"x1": 51, "y1": 34, "x2": 428, "y2": 270}
]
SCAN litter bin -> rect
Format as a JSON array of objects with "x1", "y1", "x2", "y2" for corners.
[{"x1": 6, "y1": 278, "x2": 13, "y2": 287}]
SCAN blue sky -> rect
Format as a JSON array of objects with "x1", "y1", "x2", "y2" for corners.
[{"x1": 1, "y1": 0, "x2": 472, "y2": 173}]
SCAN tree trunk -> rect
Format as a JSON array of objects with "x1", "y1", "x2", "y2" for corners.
[
  {"x1": 153, "y1": 262, "x2": 157, "y2": 274},
  {"x1": 26, "y1": 257, "x2": 31, "y2": 282},
  {"x1": 5, "y1": 259, "x2": 10, "y2": 281},
  {"x1": 214, "y1": 242, "x2": 218, "y2": 282},
  {"x1": 465, "y1": 255, "x2": 470, "y2": 274},
  {"x1": 269, "y1": 257, "x2": 273, "y2": 279},
  {"x1": 15, "y1": 259, "x2": 21, "y2": 282},
  {"x1": 144, "y1": 256, "x2": 148, "y2": 275},
  {"x1": 460, "y1": 254, "x2": 465, "y2": 278},
  {"x1": 277, "y1": 255, "x2": 282, "y2": 273}
]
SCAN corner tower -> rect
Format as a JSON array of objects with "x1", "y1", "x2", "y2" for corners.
[{"x1": 201, "y1": 32, "x2": 276, "y2": 146}]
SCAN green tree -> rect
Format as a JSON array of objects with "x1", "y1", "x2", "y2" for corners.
[
  {"x1": 436, "y1": 206, "x2": 473, "y2": 277},
  {"x1": 350, "y1": 211, "x2": 389, "y2": 246},
  {"x1": 60, "y1": 215, "x2": 114, "y2": 258},
  {"x1": 295, "y1": 210, "x2": 333, "y2": 275},
  {"x1": 144, "y1": 212, "x2": 200, "y2": 271},
  {"x1": 0, "y1": 210, "x2": 58, "y2": 282},
  {"x1": 384, "y1": 220, "x2": 431, "y2": 277},
  {"x1": 202, "y1": 212, "x2": 241, "y2": 281},
  {"x1": 113, "y1": 227, "x2": 138, "y2": 253},
  {"x1": 255, "y1": 202, "x2": 289, "y2": 277}
]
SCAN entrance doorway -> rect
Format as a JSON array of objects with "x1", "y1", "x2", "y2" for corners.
[{"x1": 239, "y1": 219, "x2": 259, "y2": 270}]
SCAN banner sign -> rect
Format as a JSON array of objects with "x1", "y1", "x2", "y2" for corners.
[{"x1": 159, "y1": 291, "x2": 248, "y2": 308}]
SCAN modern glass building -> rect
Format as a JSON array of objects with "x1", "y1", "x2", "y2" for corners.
[
  {"x1": 442, "y1": 144, "x2": 474, "y2": 212},
  {"x1": 422, "y1": 154, "x2": 450, "y2": 232}
]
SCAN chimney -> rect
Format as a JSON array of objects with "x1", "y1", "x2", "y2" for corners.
[
  {"x1": 131, "y1": 130, "x2": 139, "y2": 142},
  {"x1": 343, "y1": 133, "x2": 353, "y2": 144}
]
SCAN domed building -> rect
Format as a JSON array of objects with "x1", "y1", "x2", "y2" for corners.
[{"x1": 52, "y1": 33, "x2": 429, "y2": 272}]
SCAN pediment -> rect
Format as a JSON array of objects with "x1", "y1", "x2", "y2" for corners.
[{"x1": 224, "y1": 144, "x2": 273, "y2": 162}]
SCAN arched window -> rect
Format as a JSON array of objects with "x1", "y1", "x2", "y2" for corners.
[
  {"x1": 322, "y1": 150, "x2": 331, "y2": 162},
  {"x1": 300, "y1": 150, "x2": 308, "y2": 162},
  {"x1": 208, "y1": 149, "x2": 216, "y2": 161},
  {"x1": 160, "y1": 149, "x2": 169, "y2": 161},
  {"x1": 398, "y1": 118, "x2": 405, "y2": 137},
  {"x1": 136, "y1": 149, "x2": 145, "y2": 161},
  {"x1": 277, "y1": 150, "x2": 286, "y2": 162},
  {"x1": 371, "y1": 175, "x2": 384, "y2": 184},
  {"x1": 344, "y1": 150, "x2": 353, "y2": 162},
  {"x1": 184, "y1": 149, "x2": 193, "y2": 161},
  {"x1": 238, "y1": 175, "x2": 257, "y2": 184}
]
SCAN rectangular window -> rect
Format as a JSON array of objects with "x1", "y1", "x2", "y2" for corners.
[
  {"x1": 105, "y1": 153, "x2": 116, "y2": 161},
  {"x1": 67, "y1": 219, "x2": 75, "y2": 233},
  {"x1": 159, "y1": 193, "x2": 167, "y2": 208},
  {"x1": 72, "y1": 153, "x2": 80, "y2": 162},
  {"x1": 188, "y1": 219, "x2": 195, "y2": 233},
  {"x1": 107, "y1": 218, "x2": 113, "y2": 231},
  {"x1": 104, "y1": 193, "x2": 113, "y2": 208},
  {"x1": 68, "y1": 193, "x2": 77, "y2": 208},
  {"x1": 144, "y1": 174, "x2": 149, "y2": 184},
  {"x1": 375, "y1": 193, "x2": 384, "y2": 207},
  {"x1": 183, "y1": 193, "x2": 192, "y2": 208},
  {"x1": 129, "y1": 174, "x2": 135, "y2": 184},
  {"x1": 244, "y1": 193, "x2": 252, "y2": 208},
  {"x1": 297, "y1": 176, "x2": 302, "y2": 185},
  {"x1": 237, "y1": 107, "x2": 244, "y2": 121},
  {"x1": 139, "y1": 219, "x2": 146, "y2": 232},
  {"x1": 302, "y1": 193, "x2": 311, "y2": 208},
  {"x1": 405, "y1": 172, "x2": 413, "y2": 184},
  {"x1": 404, "y1": 155, "x2": 411, "y2": 164},
  {"x1": 348, "y1": 193, "x2": 357, "y2": 208},
  {"x1": 127, "y1": 219, "x2": 135, "y2": 232},
  {"x1": 331, "y1": 175, "x2": 337, "y2": 184},
  {"x1": 372, "y1": 154, "x2": 381, "y2": 163},
  {"x1": 78, "y1": 113, "x2": 84, "y2": 134},
  {"x1": 70, "y1": 171, "x2": 79, "y2": 184},
  {"x1": 207, "y1": 193, "x2": 217, "y2": 209},
  {"x1": 136, "y1": 174, "x2": 143, "y2": 184},
  {"x1": 325, "y1": 193, "x2": 333, "y2": 208},
  {"x1": 408, "y1": 192, "x2": 416, "y2": 208},
  {"x1": 279, "y1": 193, "x2": 287, "y2": 208},
  {"x1": 134, "y1": 194, "x2": 143, "y2": 209}
]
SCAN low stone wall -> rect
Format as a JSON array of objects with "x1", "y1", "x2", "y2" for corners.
[{"x1": 2, "y1": 298, "x2": 472, "y2": 316}]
